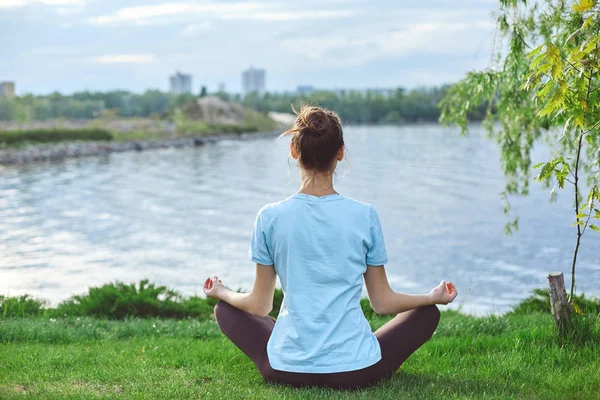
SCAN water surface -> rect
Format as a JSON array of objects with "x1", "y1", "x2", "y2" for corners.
[{"x1": 1, "y1": 125, "x2": 598, "y2": 314}]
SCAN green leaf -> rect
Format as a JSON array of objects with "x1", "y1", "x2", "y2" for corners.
[
  {"x1": 575, "y1": 213, "x2": 588, "y2": 219},
  {"x1": 561, "y1": 116, "x2": 574, "y2": 138},
  {"x1": 528, "y1": 44, "x2": 544, "y2": 58},
  {"x1": 582, "y1": 36, "x2": 600, "y2": 53},
  {"x1": 550, "y1": 185, "x2": 558, "y2": 203},
  {"x1": 571, "y1": 220, "x2": 585, "y2": 227},
  {"x1": 573, "y1": 0, "x2": 596, "y2": 13},
  {"x1": 590, "y1": 225, "x2": 600, "y2": 232},
  {"x1": 545, "y1": 43, "x2": 564, "y2": 80},
  {"x1": 530, "y1": 51, "x2": 546, "y2": 70},
  {"x1": 535, "y1": 162, "x2": 554, "y2": 181},
  {"x1": 532, "y1": 162, "x2": 545, "y2": 169}
]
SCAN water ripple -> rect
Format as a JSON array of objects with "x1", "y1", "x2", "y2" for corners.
[{"x1": 1, "y1": 125, "x2": 599, "y2": 313}]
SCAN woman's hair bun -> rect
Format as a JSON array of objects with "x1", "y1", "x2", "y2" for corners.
[
  {"x1": 279, "y1": 104, "x2": 344, "y2": 172},
  {"x1": 297, "y1": 106, "x2": 336, "y2": 135}
]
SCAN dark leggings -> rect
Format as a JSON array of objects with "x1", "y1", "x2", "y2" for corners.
[{"x1": 214, "y1": 301, "x2": 440, "y2": 390}]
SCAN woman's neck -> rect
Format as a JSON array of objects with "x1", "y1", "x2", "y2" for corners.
[{"x1": 297, "y1": 172, "x2": 337, "y2": 197}]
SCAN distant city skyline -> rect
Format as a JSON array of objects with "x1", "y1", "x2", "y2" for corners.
[
  {"x1": 242, "y1": 67, "x2": 266, "y2": 96},
  {"x1": 169, "y1": 71, "x2": 192, "y2": 94},
  {"x1": 0, "y1": 0, "x2": 497, "y2": 95},
  {"x1": 0, "y1": 82, "x2": 15, "y2": 98}
]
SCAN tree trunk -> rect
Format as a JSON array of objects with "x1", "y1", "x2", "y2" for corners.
[{"x1": 548, "y1": 272, "x2": 571, "y2": 336}]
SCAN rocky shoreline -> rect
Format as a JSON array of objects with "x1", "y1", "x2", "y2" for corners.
[{"x1": 0, "y1": 130, "x2": 280, "y2": 166}]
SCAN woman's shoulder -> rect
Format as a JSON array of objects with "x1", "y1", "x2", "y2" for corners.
[
  {"x1": 255, "y1": 196, "x2": 293, "y2": 217},
  {"x1": 257, "y1": 195, "x2": 376, "y2": 218},
  {"x1": 341, "y1": 196, "x2": 374, "y2": 208}
]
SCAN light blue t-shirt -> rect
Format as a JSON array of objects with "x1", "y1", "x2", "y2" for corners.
[{"x1": 248, "y1": 193, "x2": 388, "y2": 373}]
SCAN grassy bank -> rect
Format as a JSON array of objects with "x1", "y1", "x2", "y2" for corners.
[
  {"x1": 0, "y1": 125, "x2": 262, "y2": 148},
  {"x1": 0, "y1": 129, "x2": 113, "y2": 148},
  {"x1": 0, "y1": 115, "x2": 279, "y2": 148},
  {"x1": 1, "y1": 312, "x2": 599, "y2": 399},
  {"x1": 1, "y1": 282, "x2": 600, "y2": 399}
]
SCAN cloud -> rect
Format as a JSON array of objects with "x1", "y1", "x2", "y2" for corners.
[
  {"x1": 380, "y1": 20, "x2": 495, "y2": 55},
  {"x1": 278, "y1": 17, "x2": 495, "y2": 68},
  {"x1": 181, "y1": 22, "x2": 214, "y2": 37},
  {"x1": 222, "y1": 9, "x2": 358, "y2": 21},
  {"x1": 91, "y1": 54, "x2": 157, "y2": 64},
  {"x1": 55, "y1": 5, "x2": 83, "y2": 15},
  {"x1": 87, "y1": 2, "x2": 259, "y2": 25},
  {"x1": 28, "y1": 46, "x2": 79, "y2": 56},
  {"x1": 87, "y1": 2, "x2": 357, "y2": 26},
  {"x1": 0, "y1": 0, "x2": 83, "y2": 9}
]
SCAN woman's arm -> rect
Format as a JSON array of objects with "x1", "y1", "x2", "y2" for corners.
[
  {"x1": 364, "y1": 265, "x2": 457, "y2": 315},
  {"x1": 204, "y1": 264, "x2": 277, "y2": 317}
]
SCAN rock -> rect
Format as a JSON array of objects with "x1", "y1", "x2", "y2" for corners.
[{"x1": 0, "y1": 131, "x2": 280, "y2": 165}]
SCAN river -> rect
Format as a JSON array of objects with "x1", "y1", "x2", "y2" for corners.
[{"x1": 1, "y1": 125, "x2": 598, "y2": 314}]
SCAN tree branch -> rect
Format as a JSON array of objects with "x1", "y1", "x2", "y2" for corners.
[
  {"x1": 569, "y1": 31, "x2": 597, "y2": 303},
  {"x1": 581, "y1": 197, "x2": 595, "y2": 236}
]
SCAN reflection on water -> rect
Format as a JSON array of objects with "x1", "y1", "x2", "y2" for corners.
[{"x1": 1, "y1": 125, "x2": 598, "y2": 314}]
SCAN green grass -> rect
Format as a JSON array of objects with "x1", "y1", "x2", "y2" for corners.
[
  {"x1": 2, "y1": 284, "x2": 599, "y2": 398},
  {"x1": 0, "y1": 114, "x2": 279, "y2": 147},
  {"x1": 0, "y1": 129, "x2": 112, "y2": 147},
  {"x1": 0, "y1": 280, "x2": 282, "y2": 320},
  {"x1": 1, "y1": 312, "x2": 599, "y2": 399}
]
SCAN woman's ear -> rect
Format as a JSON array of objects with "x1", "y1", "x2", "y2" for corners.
[
  {"x1": 336, "y1": 145, "x2": 344, "y2": 161},
  {"x1": 290, "y1": 142, "x2": 299, "y2": 160}
]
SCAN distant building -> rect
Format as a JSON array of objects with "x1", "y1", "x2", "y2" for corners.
[
  {"x1": 0, "y1": 81, "x2": 15, "y2": 98},
  {"x1": 169, "y1": 72, "x2": 192, "y2": 95},
  {"x1": 296, "y1": 85, "x2": 314, "y2": 95},
  {"x1": 242, "y1": 67, "x2": 266, "y2": 96}
]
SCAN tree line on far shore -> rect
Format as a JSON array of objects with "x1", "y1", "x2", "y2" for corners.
[{"x1": 0, "y1": 86, "x2": 488, "y2": 125}]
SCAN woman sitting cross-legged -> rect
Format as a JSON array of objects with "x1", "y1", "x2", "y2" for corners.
[{"x1": 203, "y1": 105, "x2": 458, "y2": 390}]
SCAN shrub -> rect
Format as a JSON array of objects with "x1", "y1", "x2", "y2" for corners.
[
  {"x1": 53, "y1": 280, "x2": 212, "y2": 320},
  {"x1": 1, "y1": 282, "x2": 287, "y2": 321},
  {"x1": 208, "y1": 123, "x2": 259, "y2": 134},
  {"x1": 0, "y1": 128, "x2": 113, "y2": 146},
  {"x1": 512, "y1": 289, "x2": 600, "y2": 315},
  {"x1": 175, "y1": 121, "x2": 260, "y2": 136},
  {"x1": 0, "y1": 295, "x2": 46, "y2": 318}
]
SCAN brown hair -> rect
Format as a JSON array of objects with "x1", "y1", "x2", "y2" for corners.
[{"x1": 280, "y1": 105, "x2": 345, "y2": 173}]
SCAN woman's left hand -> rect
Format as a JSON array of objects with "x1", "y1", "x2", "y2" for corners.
[
  {"x1": 428, "y1": 280, "x2": 458, "y2": 305},
  {"x1": 203, "y1": 275, "x2": 226, "y2": 300}
]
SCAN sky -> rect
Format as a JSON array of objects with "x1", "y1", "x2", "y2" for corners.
[{"x1": 0, "y1": 0, "x2": 499, "y2": 95}]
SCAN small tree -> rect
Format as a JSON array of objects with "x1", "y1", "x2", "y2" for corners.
[{"x1": 440, "y1": 0, "x2": 600, "y2": 328}]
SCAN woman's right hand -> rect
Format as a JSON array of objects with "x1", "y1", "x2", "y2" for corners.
[
  {"x1": 203, "y1": 275, "x2": 226, "y2": 300},
  {"x1": 428, "y1": 280, "x2": 458, "y2": 305}
]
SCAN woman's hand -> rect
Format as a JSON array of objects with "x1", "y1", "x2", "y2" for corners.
[
  {"x1": 203, "y1": 275, "x2": 226, "y2": 300},
  {"x1": 428, "y1": 280, "x2": 458, "y2": 305}
]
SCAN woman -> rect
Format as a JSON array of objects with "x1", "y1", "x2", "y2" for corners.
[{"x1": 203, "y1": 105, "x2": 458, "y2": 389}]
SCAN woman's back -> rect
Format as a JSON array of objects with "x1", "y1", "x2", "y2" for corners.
[
  {"x1": 250, "y1": 193, "x2": 388, "y2": 373},
  {"x1": 204, "y1": 105, "x2": 456, "y2": 389}
]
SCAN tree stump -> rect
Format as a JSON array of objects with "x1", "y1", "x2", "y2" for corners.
[{"x1": 548, "y1": 272, "x2": 571, "y2": 336}]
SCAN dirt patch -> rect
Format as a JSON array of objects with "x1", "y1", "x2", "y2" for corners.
[
  {"x1": 8, "y1": 381, "x2": 124, "y2": 398},
  {"x1": 0, "y1": 384, "x2": 28, "y2": 393},
  {"x1": 196, "y1": 376, "x2": 213, "y2": 385}
]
